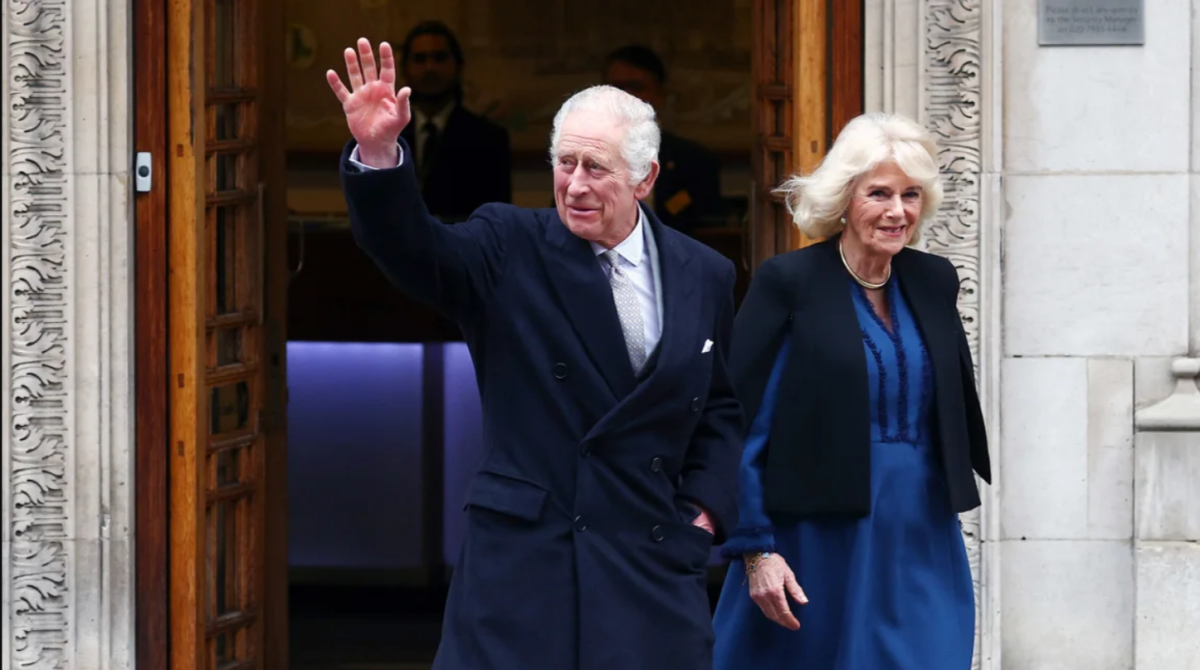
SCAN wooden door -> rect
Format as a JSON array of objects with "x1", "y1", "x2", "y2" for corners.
[
  {"x1": 165, "y1": 0, "x2": 288, "y2": 667},
  {"x1": 750, "y1": 0, "x2": 862, "y2": 264}
]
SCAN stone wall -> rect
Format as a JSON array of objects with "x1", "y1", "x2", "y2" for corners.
[
  {"x1": 2, "y1": 0, "x2": 136, "y2": 667},
  {"x1": 997, "y1": 0, "x2": 1199, "y2": 667}
]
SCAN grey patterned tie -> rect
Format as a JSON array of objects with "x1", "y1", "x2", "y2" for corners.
[{"x1": 600, "y1": 250, "x2": 647, "y2": 374}]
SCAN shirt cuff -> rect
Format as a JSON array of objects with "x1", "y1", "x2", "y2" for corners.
[{"x1": 348, "y1": 143, "x2": 404, "y2": 171}]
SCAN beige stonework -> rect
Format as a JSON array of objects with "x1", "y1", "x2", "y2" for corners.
[{"x1": 2, "y1": 0, "x2": 135, "y2": 668}]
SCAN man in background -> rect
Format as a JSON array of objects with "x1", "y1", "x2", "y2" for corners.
[
  {"x1": 400, "y1": 21, "x2": 512, "y2": 221},
  {"x1": 603, "y1": 44, "x2": 726, "y2": 234}
]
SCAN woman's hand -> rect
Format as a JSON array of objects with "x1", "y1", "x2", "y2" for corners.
[
  {"x1": 746, "y1": 553, "x2": 808, "y2": 630},
  {"x1": 326, "y1": 38, "x2": 411, "y2": 168}
]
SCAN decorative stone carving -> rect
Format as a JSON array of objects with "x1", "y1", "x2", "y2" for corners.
[
  {"x1": 4, "y1": 0, "x2": 73, "y2": 667},
  {"x1": 921, "y1": 0, "x2": 987, "y2": 667}
]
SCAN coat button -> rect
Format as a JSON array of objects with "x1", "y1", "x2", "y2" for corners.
[
  {"x1": 651, "y1": 525, "x2": 665, "y2": 542},
  {"x1": 650, "y1": 456, "x2": 663, "y2": 472},
  {"x1": 690, "y1": 397, "x2": 701, "y2": 412},
  {"x1": 574, "y1": 515, "x2": 587, "y2": 532},
  {"x1": 553, "y1": 362, "x2": 569, "y2": 380}
]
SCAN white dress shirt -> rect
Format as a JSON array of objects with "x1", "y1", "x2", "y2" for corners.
[{"x1": 347, "y1": 144, "x2": 664, "y2": 359}]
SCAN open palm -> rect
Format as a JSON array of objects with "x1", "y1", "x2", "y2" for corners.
[{"x1": 326, "y1": 38, "x2": 411, "y2": 158}]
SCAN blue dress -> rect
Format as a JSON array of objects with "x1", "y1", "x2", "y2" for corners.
[{"x1": 712, "y1": 278, "x2": 975, "y2": 670}]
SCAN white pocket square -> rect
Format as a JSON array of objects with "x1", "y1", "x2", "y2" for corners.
[{"x1": 701, "y1": 339, "x2": 713, "y2": 354}]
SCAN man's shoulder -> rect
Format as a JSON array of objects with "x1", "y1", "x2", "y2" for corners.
[
  {"x1": 659, "y1": 224, "x2": 734, "y2": 278},
  {"x1": 470, "y1": 202, "x2": 545, "y2": 223},
  {"x1": 468, "y1": 203, "x2": 558, "y2": 241}
]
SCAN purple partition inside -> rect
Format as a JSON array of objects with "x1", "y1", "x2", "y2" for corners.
[{"x1": 288, "y1": 341, "x2": 725, "y2": 572}]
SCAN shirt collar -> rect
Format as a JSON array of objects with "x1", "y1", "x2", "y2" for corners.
[{"x1": 591, "y1": 206, "x2": 647, "y2": 267}]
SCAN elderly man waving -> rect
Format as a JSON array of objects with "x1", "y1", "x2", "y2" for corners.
[{"x1": 327, "y1": 38, "x2": 743, "y2": 670}]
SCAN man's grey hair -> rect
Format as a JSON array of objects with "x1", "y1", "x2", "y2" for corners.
[{"x1": 549, "y1": 85, "x2": 660, "y2": 185}]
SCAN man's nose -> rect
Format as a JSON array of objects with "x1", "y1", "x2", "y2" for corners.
[
  {"x1": 566, "y1": 170, "x2": 589, "y2": 196},
  {"x1": 567, "y1": 179, "x2": 589, "y2": 197}
]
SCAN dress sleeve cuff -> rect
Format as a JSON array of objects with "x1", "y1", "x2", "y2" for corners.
[{"x1": 720, "y1": 526, "x2": 777, "y2": 558}]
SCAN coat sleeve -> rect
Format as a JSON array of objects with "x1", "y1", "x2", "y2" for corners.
[
  {"x1": 721, "y1": 336, "x2": 791, "y2": 557},
  {"x1": 942, "y1": 257, "x2": 992, "y2": 484},
  {"x1": 340, "y1": 138, "x2": 513, "y2": 323},
  {"x1": 677, "y1": 258, "x2": 745, "y2": 545}
]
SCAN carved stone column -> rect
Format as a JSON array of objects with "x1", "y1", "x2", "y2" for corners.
[
  {"x1": 866, "y1": 1, "x2": 1001, "y2": 668},
  {"x1": 2, "y1": 0, "x2": 135, "y2": 668}
]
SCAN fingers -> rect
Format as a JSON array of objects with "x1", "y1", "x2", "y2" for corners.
[
  {"x1": 379, "y1": 42, "x2": 397, "y2": 88},
  {"x1": 357, "y1": 37, "x2": 378, "y2": 85},
  {"x1": 395, "y1": 85, "x2": 411, "y2": 115},
  {"x1": 785, "y1": 572, "x2": 809, "y2": 606},
  {"x1": 343, "y1": 47, "x2": 364, "y2": 91},
  {"x1": 747, "y1": 557, "x2": 804, "y2": 631},
  {"x1": 326, "y1": 70, "x2": 351, "y2": 104},
  {"x1": 752, "y1": 586, "x2": 799, "y2": 631},
  {"x1": 772, "y1": 591, "x2": 801, "y2": 631}
]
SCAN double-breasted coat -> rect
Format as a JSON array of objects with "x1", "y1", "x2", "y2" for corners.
[{"x1": 340, "y1": 138, "x2": 744, "y2": 670}]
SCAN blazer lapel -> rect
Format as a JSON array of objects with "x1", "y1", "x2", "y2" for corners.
[
  {"x1": 892, "y1": 249, "x2": 956, "y2": 391},
  {"x1": 804, "y1": 238, "x2": 869, "y2": 385},
  {"x1": 541, "y1": 212, "x2": 637, "y2": 400}
]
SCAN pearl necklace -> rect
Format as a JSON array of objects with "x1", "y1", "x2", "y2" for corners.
[{"x1": 839, "y1": 238, "x2": 891, "y2": 290}]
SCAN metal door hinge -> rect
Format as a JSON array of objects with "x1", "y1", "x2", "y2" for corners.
[{"x1": 135, "y1": 152, "x2": 152, "y2": 192}]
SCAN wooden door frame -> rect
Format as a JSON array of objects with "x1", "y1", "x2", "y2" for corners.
[
  {"x1": 133, "y1": 0, "x2": 170, "y2": 666},
  {"x1": 750, "y1": 0, "x2": 863, "y2": 266},
  {"x1": 134, "y1": 0, "x2": 289, "y2": 666}
]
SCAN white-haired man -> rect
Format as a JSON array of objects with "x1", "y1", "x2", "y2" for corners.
[{"x1": 328, "y1": 38, "x2": 743, "y2": 670}]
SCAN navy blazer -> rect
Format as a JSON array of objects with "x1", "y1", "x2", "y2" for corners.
[
  {"x1": 341, "y1": 138, "x2": 743, "y2": 670},
  {"x1": 727, "y1": 237, "x2": 991, "y2": 524}
]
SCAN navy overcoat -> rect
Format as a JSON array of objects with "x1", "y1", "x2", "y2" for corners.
[{"x1": 341, "y1": 138, "x2": 744, "y2": 670}]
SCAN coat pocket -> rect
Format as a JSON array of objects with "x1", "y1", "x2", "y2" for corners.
[{"x1": 463, "y1": 471, "x2": 548, "y2": 522}]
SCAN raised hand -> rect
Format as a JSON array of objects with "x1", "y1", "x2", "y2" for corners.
[{"x1": 326, "y1": 38, "x2": 411, "y2": 168}]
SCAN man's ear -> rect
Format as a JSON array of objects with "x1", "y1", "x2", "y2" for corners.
[{"x1": 634, "y1": 160, "x2": 661, "y2": 200}]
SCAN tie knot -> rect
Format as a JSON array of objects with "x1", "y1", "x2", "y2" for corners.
[{"x1": 601, "y1": 249, "x2": 620, "y2": 269}]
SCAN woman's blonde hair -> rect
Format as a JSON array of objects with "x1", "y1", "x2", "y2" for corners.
[{"x1": 775, "y1": 112, "x2": 944, "y2": 242}]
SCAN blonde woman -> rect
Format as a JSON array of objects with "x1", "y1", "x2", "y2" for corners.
[{"x1": 712, "y1": 112, "x2": 991, "y2": 669}]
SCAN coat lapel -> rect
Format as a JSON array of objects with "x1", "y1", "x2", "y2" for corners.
[
  {"x1": 892, "y1": 249, "x2": 956, "y2": 393},
  {"x1": 541, "y1": 212, "x2": 637, "y2": 400},
  {"x1": 639, "y1": 207, "x2": 698, "y2": 387},
  {"x1": 578, "y1": 206, "x2": 696, "y2": 443},
  {"x1": 804, "y1": 238, "x2": 869, "y2": 386}
]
